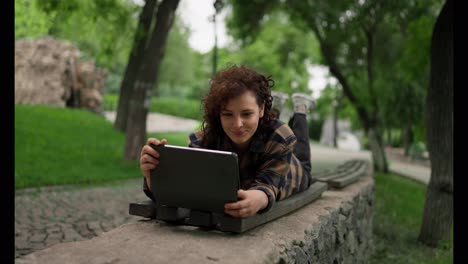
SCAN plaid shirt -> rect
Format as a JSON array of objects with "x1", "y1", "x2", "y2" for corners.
[{"x1": 188, "y1": 119, "x2": 310, "y2": 213}]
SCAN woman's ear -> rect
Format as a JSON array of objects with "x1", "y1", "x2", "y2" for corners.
[{"x1": 259, "y1": 103, "x2": 265, "y2": 118}]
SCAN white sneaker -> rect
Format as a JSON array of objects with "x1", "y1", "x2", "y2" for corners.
[
  {"x1": 292, "y1": 93, "x2": 315, "y2": 113},
  {"x1": 271, "y1": 91, "x2": 289, "y2": 113}
]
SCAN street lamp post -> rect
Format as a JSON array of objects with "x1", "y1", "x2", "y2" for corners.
[{"x1": 211, "y1": 0, "x2": 223, "y2": 77}]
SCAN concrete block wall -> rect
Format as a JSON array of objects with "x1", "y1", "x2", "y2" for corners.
[{"x1": 16, "y1": 174, "x2": 374, "y2": 264}]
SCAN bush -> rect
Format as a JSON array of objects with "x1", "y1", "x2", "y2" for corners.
[
  {"x1": 308, "y1": 118, "x2": 323, "y2": 141},
  {"x1": 408, "y1": 141, "x2": 427, "y2": 159},
  {"x1": 103, "y1": 94, "x2": 119, "y2": 111},
  {"x1": 150, "y1": 97, "x2": 203, "y2": 120},
  {"x1": 103, "y1": 95, "x2": 203, "y2": 120}
]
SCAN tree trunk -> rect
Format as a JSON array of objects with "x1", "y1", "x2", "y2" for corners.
[
  {"x1": 332, "y1": 93, "x2": 344, "y2": 148},
  {"x1": 114, "y1": 0, "x2": 157, "y2": 132},
  {"x1": 124, "y1": 0, "x2": 180, "y2": 161},
  {"x1": 403, "y1": 121, "x2": 413, "y2": 156},
  {"x1": 368, "y1": 127, "x2": 388, "y2": 173},
  {"x1": 310, "y1": 20, "x2": 390, "y2": 172},
  {"x1": 332, "y1": 103, "x2": 339, "y2": 148},
  {"x1": 418, "y1": 0, "x2": 453, "y2": 247}
]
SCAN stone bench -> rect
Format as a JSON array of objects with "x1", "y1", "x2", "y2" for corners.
[{"x1": 16, "y1": 159, "x2": 374, "y2": 264}]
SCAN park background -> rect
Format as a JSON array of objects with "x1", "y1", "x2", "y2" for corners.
[{"x1": 14, "y1": 0, "x2": 453, "y2": 262}]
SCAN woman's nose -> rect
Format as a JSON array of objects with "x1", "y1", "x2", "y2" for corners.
[{"x1": 234, "y1": 116, "x2": 243, "y2": 127}]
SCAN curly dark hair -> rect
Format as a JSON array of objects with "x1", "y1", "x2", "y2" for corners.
[{"x1": 200, "y1": 65, "x2": 276, "y2": 150}]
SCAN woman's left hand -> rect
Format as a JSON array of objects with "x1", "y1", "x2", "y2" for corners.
[{"x1": 224, "y1": 189, "x2": 268, "y2": 218}]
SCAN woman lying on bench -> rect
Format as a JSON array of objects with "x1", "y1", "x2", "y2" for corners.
[{"x1": 139, "y1": 65, "x2": 316, "y2": 218}]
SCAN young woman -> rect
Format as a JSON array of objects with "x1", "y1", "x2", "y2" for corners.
[{"x1": 139, "y1": 65, "x2": 316, "y2": 218}]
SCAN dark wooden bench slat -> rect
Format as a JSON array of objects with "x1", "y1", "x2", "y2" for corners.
[{"x1": 328, "y1": 162, "x2": 369, "y2": 188}]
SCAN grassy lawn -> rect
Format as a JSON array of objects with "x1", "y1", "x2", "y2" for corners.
[
  {"x1": 14, "y1": 104, "x2": 190, "y2": 189},
  {"x1": 103, "y1": 94, "x2": 203, "y2": 121},
  {"x1": 370, "y1": 172, "x2": 453, "y2": 263}
]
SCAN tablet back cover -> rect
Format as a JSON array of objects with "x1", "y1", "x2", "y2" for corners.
[{"x1": 150, "y1": 145, "x2": 239, "y2": 213}]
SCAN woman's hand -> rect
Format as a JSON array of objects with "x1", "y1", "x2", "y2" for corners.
[
  {"x1": 224, "y1": 189, "x2": 268, "y2": 218},
  {"x1": 140, "y1": 138, "x2": 167, "y2": 190}
]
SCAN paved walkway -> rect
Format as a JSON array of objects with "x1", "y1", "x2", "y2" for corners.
[{"x1": 14, "y1": 112, "x2": 431, "y2": 259}]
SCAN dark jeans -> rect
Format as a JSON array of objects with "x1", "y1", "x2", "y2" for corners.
[{"x1": 288, "y1": 113, "x2": 315, "y2": 186}]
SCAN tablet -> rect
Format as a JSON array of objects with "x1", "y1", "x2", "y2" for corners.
[{"x1": 150, "y1": 144, "x2": 240, "y2": 214}]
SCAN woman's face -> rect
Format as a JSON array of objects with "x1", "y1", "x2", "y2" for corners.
[{"x1": 220, "y1": 90, "x2": 264, "y2": 152}]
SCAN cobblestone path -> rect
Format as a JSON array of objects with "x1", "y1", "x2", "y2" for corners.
[{"x1": 15, "y1": 178, "x2": 148, "y2": 258}]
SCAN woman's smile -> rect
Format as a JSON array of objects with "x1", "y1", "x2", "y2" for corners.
[
  {"x1": 232, "y1": 130, "x2": 246, "y2": 137},
  {"x1": 220, "y1": 90, "x2": 264, "y2": 151}
]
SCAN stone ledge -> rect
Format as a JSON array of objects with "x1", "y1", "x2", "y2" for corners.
[{"x1": 16, "y1": 171, "x2": 374, "y2": 264}]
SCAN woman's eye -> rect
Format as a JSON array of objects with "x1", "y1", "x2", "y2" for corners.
[
  {"x1": 222, "y1": 113, "x2": 232, "y2": 117},
  {"x1": 242, "y1": 112, "x2": 253, "y2": 117}
]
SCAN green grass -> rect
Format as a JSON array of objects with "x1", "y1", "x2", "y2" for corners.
[
  {"x1": 14, "y1": 104, "x2": 194, "y2": 189},
  {"x1": 148, "y1": 132, "x2": 192, "y2": 147},
  {"x1": 15, "y1": 104, "x2": 142, "y2": 189},
  {"x1": 150, "y1": 97, "x2": 203, "y2": 120},
  {"x1": 103, "y1": 94, "x2": 203, "y2": 121},
  {"x1": 370, "y1": 172, "x2": 453, "y2": 263}
]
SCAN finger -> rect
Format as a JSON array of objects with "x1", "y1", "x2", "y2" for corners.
[
  {"x1": 237, "y1": 189, "x2": 248, "y2": 199},
  {"x1": 224, "y1": 201, "x2": 241, "y2": 210},
  {"x1": 141, "y1": 159, "x2": 159, "y2": 169},
  {"x1": 225, "y1": 199, "x2": 251, "y2": 212},
  {"x1": 224, "y1": 209, "x2": 238, "y2": 218},
  {"x1": 161, "y1": 139, "x2": 168, "y2": 145},
  {"x1": 146, "y1": 138, "x2": 161, "y2": 145},
  {"x1": 225, "y1": 208, "x2": 251, "y2": 218},
  {"x1": 141, "y1": 145, "x2": 160, "y2": 159},
  {"x1": 224, "y1": 208, "x2": 243, "y2": 218}
]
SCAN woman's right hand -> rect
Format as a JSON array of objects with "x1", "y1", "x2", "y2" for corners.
[{"x1": 140, "y1": 138, "x2": 167, "y2": 190}]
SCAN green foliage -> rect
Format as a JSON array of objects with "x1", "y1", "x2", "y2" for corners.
[
  {"x1": 103, "y1": 94, "x2": 119, "y2": 111},
  {"x1": 225, "y1": 0, "x2": 281, "y2": 43},
  {"x1": 15, "y1": 0, "x2": 54, "y2": 39},
  {"x1": 223, "y1": 10, "x2": 322, "y2": 96},
  {"x1": 149, "y1": 97, "x2": 203, "y2": 121},
  {"x1": 188, "y1": 51, "x2": 212, "y2": 100},
  {"x1": 157, "y1": 17, "x2": 197, "y2": 98},
  {"x1": 225, "y1": 0, "x2": 443, "y2": 153},
  {"x1": 313, "y1": 84, "x2": 361, "y2": 134},
  {"x1": 15, "y1": 104, "x2": 140, "y2": 189},
  {"x1": 16, "y1": 0, "x2": 203, "y2": 97},
  {"x1": 408, "y1": 141, "x2": 428, "y2": 159},
  {"x1": 103, "y1": 95, "x2": 203, "y2": 120},
  {"x1": 106, "y1": 71, "x2": 124, "y2": 95},
  {"x1": 308, "y1": 118, "x2": 323, "y2": 141},
  {"x1": 32, "y1": 0, "x2": 139, "y2": 73},
  {"x1": 371, "y1": 172, "x2": 453, "y2": 263}
]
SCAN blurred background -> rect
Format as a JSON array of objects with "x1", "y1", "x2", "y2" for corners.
[{"x1": 14, "y1": 0, "x2": 452, "y2": 262}]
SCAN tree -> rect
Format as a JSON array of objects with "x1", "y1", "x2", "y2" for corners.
[
  {"x1": 223, "y1": 10, "x2": 321, "y2": 97},
  {"x1": 35, "y1": 0, "x2": 137, "y2": 72},
  {"x1": 15, "y1": 0, "x2": 53, "y2": 39},
  {"x1": 114, "y1": 0, "x2": 157, "y2": 133},
  {"x1": 158, "y1": 17, "x2": 196, "y2": 98},
  {"x1": 123, "y1": 0, "x2": 180, "y2": 160},
  {"x1": 225, "y1": 0, "x2": 441, "y2": 172},
  {"x1": 418, "y1": 0, "x2": 453, "y2": 247}
]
